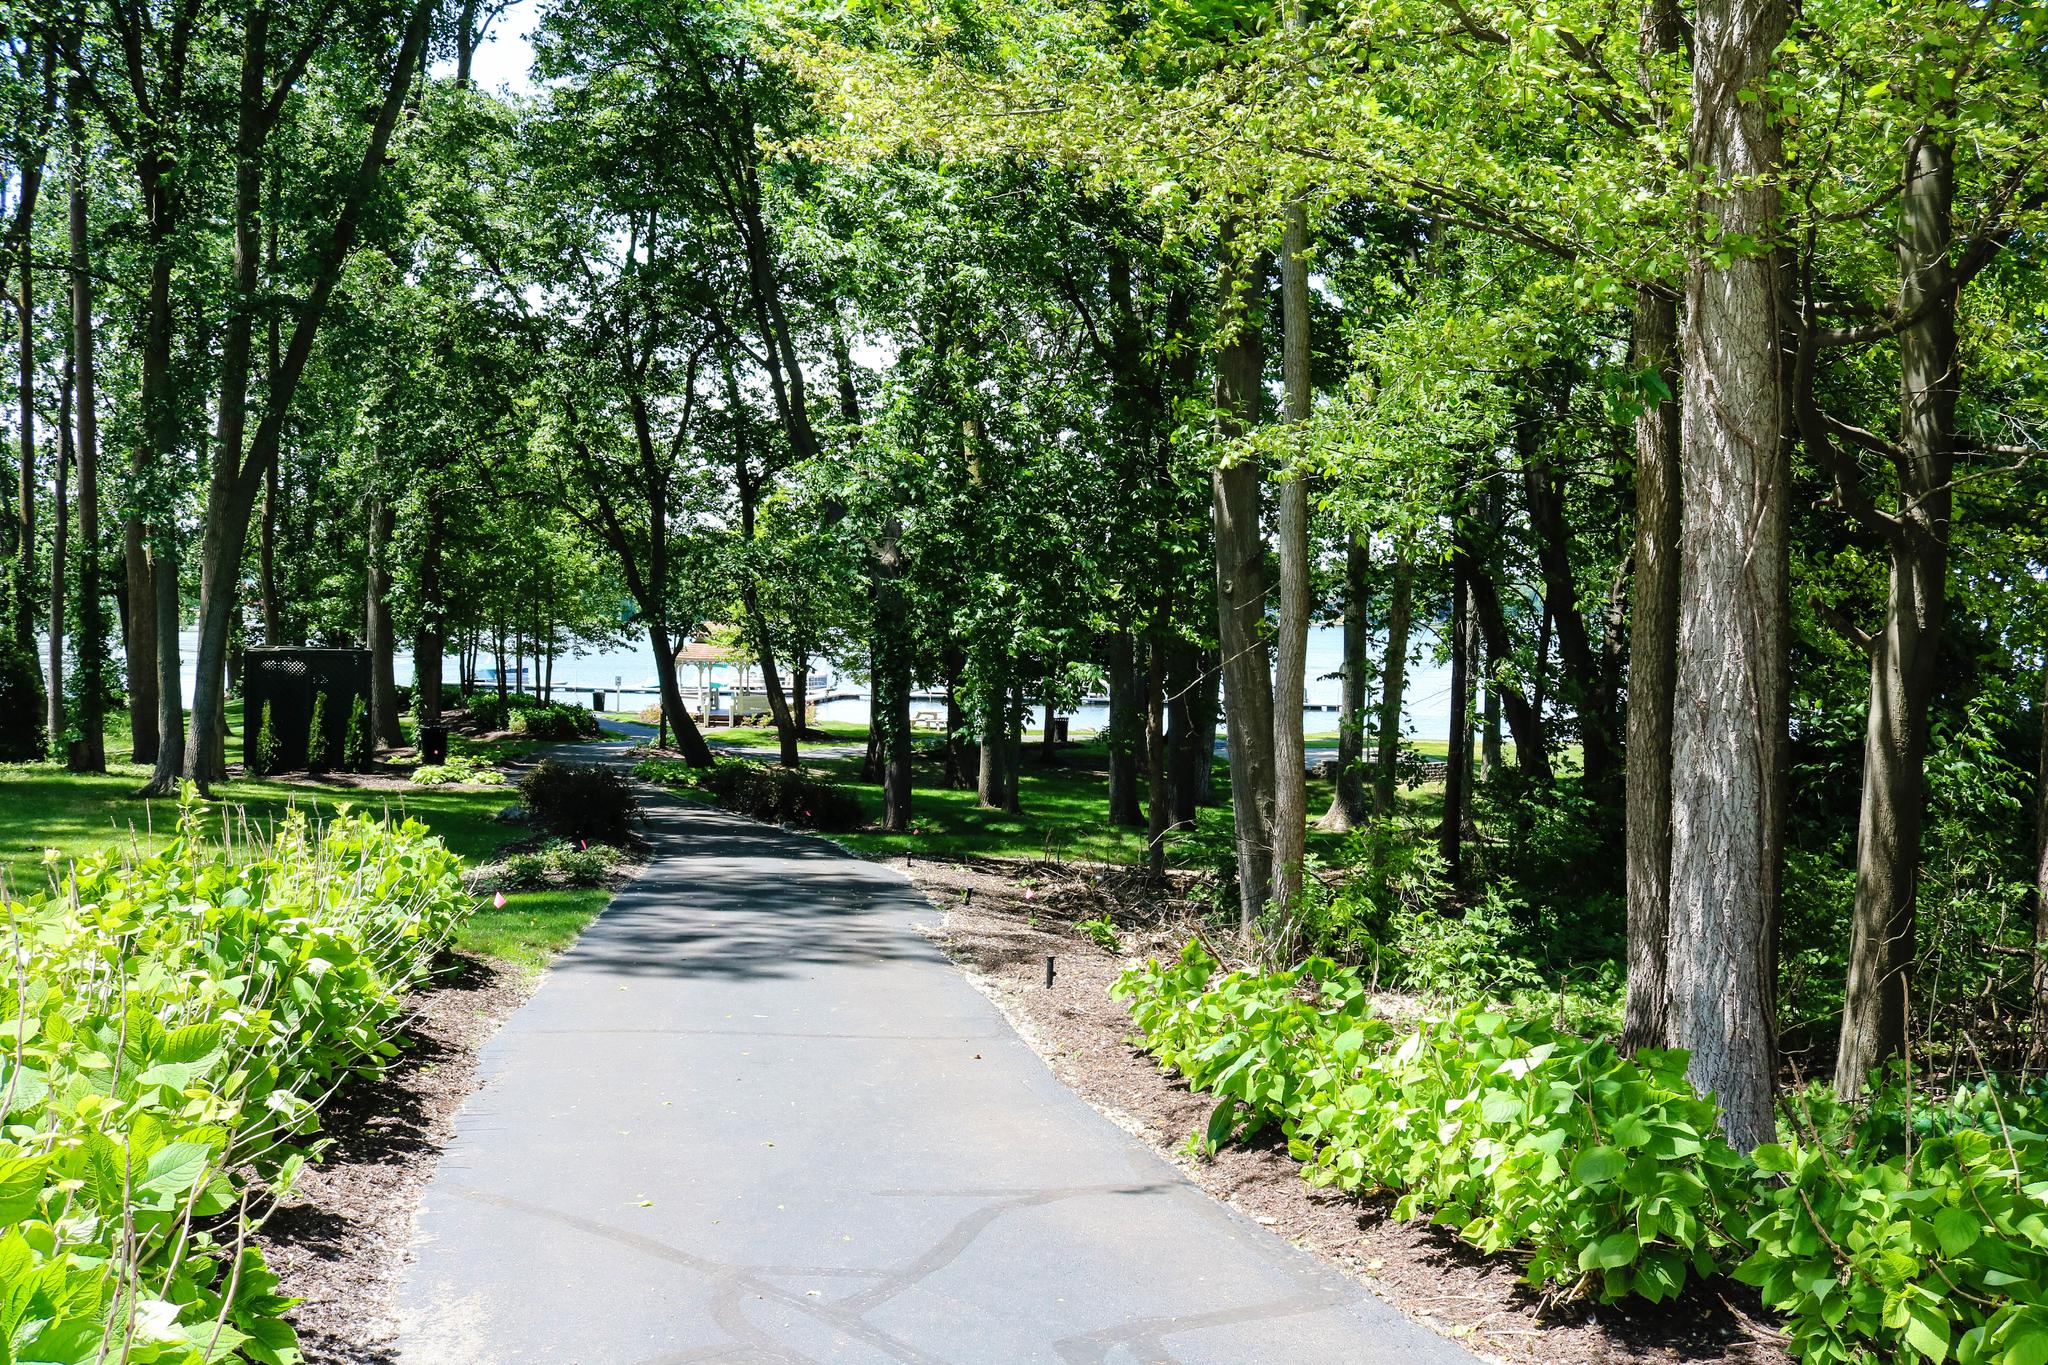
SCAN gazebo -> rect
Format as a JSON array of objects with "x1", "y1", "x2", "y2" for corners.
[{"x1": 674, "y1": 638, "x2": 747, "y2": 720}]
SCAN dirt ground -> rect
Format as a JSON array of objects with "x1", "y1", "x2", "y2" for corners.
[
  {"x1": 887, "y1": 850, "x2": 1794, "y2": 1365},
  {"x1": 257, "y1": 955, "x2": 534, "y2": 1364}
]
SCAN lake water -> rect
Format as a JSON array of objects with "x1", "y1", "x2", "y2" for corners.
[{"x1": 137, "y1": 623, "x2": 1457, "y2": 742}]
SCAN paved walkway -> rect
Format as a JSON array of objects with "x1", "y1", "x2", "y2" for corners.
[{"x1": 397, "y1": 745, "x2": 1477, "y2": 1363}]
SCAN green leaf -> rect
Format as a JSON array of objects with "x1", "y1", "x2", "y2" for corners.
[
  {"x1": 2007, "y1": 1332, "x2": 2048, "y2": 1365},
  {"x1": 1904, "y1": 1296, "x2": 1951, "y2": 1362},
  {"x1": 1593, "y1": 1230, "x2": 1640, "y2": 1269},
  {"x1": 1573, "y1": 1145, "x2": 1624, "y2": 1186},
  {"x1": 140, "y1": 1142, "x2": 214, "y2": 1201},
  {"x1": 1931, "y1": 1206, "x2": 1981, "y2": 1257},
  {"x1": 1750, "y1": 1142, "x2": 1794, "y2": 1173}
]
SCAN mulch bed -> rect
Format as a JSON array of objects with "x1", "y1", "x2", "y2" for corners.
[
  {"x1": 257, "y1": 955, "x2": 533, "y2": 1364},
  {"x1": 885, "y1": 851, "x2": 1793, "y2": 1365}
]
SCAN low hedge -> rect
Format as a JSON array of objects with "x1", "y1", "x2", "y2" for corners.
[
  {"x1": 1116, "y1": 941, "x2": 2048, "y2": 1365},
  {"x1": 509, "y1": 702, "x2": 600, "y2": 741},
  {"x1": 0, "y1": 790, "x2": 469, "y2": 1362},
  {"x1": 635, "y1": 758, "x2": 865, "y2": 832},
  {"x1": 464, "y1": 693, "x2": 599, "y2": 739}
]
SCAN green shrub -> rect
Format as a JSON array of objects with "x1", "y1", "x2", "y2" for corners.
[
  {"x1": 496, "y1": 837, "x2": 627, "y2": 889},
  {"x1": 1379, "y1": 887, "x2": 1548, "y2": 1000},
  {"x1": 1294, "y1": 818, "x2": 1449, "y2": 961},
  {"x1": 410, "y1": 753, "x2": 506, "y2": 786},
  {"x1": 1114, "y1": 940, "x2": 2048, "y2": 1363},
  {"x1": 635, "y1": 757, "x2": 864, "y2": 832},
  {"x1": 465, "y1": 693, "x2": 598, "y2": 739},
  {"x1": 520, "y1": 760, "x2": 639, "y2": 843},
  {"x1": 306, "y1": 690, "x2": 332, "y2": 772},
  {"x1": 0, "y1": 790, "x2": 468, "y2": 1361},
  {"x1": 1740, "y1": 1075, "x2": 2048, "y2": 1365},
  {"x1": 1115, "y1": 943, "x2": 1750, "y2": 1304},
  {"x1": 343, "y1": 694, "x2": 371, "y2": 770},
  {"x1": 1076, "y1": 915, "x2": 1120, "y2": 951},
  {"x1": 510, "y1": 701, "x2": 600, "y2": 741},
  {"x1": 251, "y1": 700, "x2": 282, "y2": 776}
]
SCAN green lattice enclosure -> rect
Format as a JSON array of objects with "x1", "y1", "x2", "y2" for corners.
[{"x1": 242, "y1": 648, "x2": 372, "y2": 773}]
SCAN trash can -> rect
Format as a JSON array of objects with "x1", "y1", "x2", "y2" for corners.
[
  {"x1": 419, "y1": 724, "x2": 450, "y2": 765},
  {"x1": 592, "y1": 690, "x2": 607, "y2": 713},
  {"x1": 1051, "y1": 717, "x2": 1070, "y2": 744}
]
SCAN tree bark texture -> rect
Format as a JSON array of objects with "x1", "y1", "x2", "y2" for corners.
[
  {"x1": 367, "y1": 498, "x2": 404, "y2": 748},
  {"x1": 67, "y1": 93, "x2": 105, "y2": 772},
  {"x1": 1374, "y1": 555, "x2": 1414, "y2": 813},
  {"x1": 1320, "y1": 533, "x2": 1372, "y2": 830},
  {"x1": 1106, "y1": 630, "x2": 1144, "y2": 826},
  {"x1": 1668, "y1": 0, "x2": 1791, "y2": 1150},
  {"x1": 876, "y1": 517, "x2": 914, "y2": 831},
  {"x1": 1831, "y1": 132, "x2": 1957, "y2": 1097},
  {"x1": 1212, "y1": 230, "x2": 1274, "y2": 928},
  {"x1": 1442, "y1": 562, "x2": 1471, "y2": 892},
  {"x1": 1271, "y1": 202, "x2": 1313, "y2": 916},
  {"x1": 1622, "y1": 283, "x2": 1684, "y2": 1055},
  {"x1": 2031, "y1": 660, "x2": 2048, "y2": 1071}
]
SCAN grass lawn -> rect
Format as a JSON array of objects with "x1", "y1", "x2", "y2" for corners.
[
  {"x1": 1, "y1": 707, "x2": 611, "y2": 971},
  {"x1": 707, "y1": 720, "x2": 870, "y2": 748},
  {"x1": 780, "y1": 748, "x2": 1439, "y2": 869}
]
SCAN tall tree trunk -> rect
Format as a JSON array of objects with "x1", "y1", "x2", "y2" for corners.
[
  {"x1": 48, "y1": 354, "x2": 71, "y2": 757},
  {"x1": 1212, "y1": 228, "x2": 1274, "y2": 927},
  {"x1": 1465, "y1": 558, "x2": 1556, "y2": 779},
  {"x1": 1005, "y1": 678, "x2": 1024, "y2": 813},
  {"x1": 1442, "y1": 564, "x2": 1471, "y2": 894},
  {"x1": 1144, "y1": 633, "x2": 1169, "y2": 882},
  {"x1": 977, "y1": 646, "x2": 1011, "y2": 809},
  {"x1": 944, "y1": 655, "x2": 968, "y2": 789},
  {"x1": 148, "y1": 540, "x2": 184, "y2": 787},
  {"x1": 1518, "y1": 394, "x2": 1618, "y2": 785},
  {"x1": 1106, "y1": 630, "x2": 1144, "y2": 825},
  {"x1": 367, "y1": 498, "x2": 403, "y2": 748},
  {"x1": 1320, "y1": 533, "x2": 1372, "y2": 830},
  {"x1": 1167, "y1": 638, "x2": 1204, "y2": 828},
  {"x1": 1481, "y1": 689, "x2": 1501, "y2": 779},
  {"x1": 9, "y1": 153, "x2": 47, "y2": 759},
  {"x1": 2030, "y1": 660, "x2": 2048, "y2": 1072},
  {"x1": 1668, "y1": 0, "x2": 1791, "y2": 1150},
  {"x1": 13, "y1": 139, "x2": 40, "y2": 664},
  {"x1": 456, "y1": 0, "x2": 482, "y2": 86},
  {"x1": 1271, "y1": 201, "x2": 1313, "y2": 915},
  {"x1": 1622, "y1": 283, "x2": 1684, "y2": 1054},
  {"x1": 1620, "y1": 0, "x2": 1686, "y2": 1051},
  {"x1": 1832, "y1": 131, "x2": 1957, "y2": 1098},
  {"x1": 1374, "y1": 554, "x2": 1414, "y2": 812},
  {"x1": 1195, "y1": 650, "x2": 1221, "y2": 805},
  {"x1": 789, "y1": 649, "x2": 809, "y2": 734},
  {"x1": 416, "y1": 490, "x2": 444, "y2": 725},
  {"x1": 67, "y1": 103, "x2": 105, "y2": 772},
  {"x1": 743, "y1": 582, "x2": 801, "y2": 768},
  {"x1": 876, "y1": 517, "x2": 913, "y2": 831},
  {"x1": 647, "y1": 621, "x2": 713, "y2": 766}
]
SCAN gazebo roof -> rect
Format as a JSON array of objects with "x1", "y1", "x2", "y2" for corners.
[{"x1": 675, "y1": 638, "x2": 742, "y2": 665}]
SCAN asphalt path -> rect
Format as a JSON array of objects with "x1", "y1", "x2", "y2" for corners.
[{"x1": 396, "y1": 738, "x2": 1477, "y2": 1363}]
